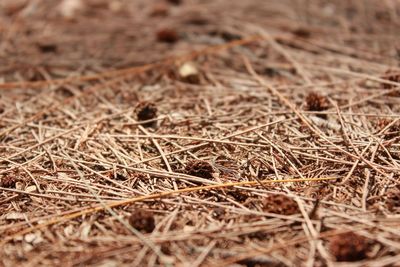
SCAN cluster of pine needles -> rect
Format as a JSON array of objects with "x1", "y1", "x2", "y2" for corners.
[{"x1": 0, "y1": 0, "x2": 399, "y2": 266}]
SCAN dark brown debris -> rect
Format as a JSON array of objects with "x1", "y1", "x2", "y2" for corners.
[
  {"x1": 135, "y1": 101, "x2": 158, "y2": 125},
  {"x1": 329, "y1": 232, "x2": 370, "y2": 262},
  {"x1": 262, "y1": 194, "x2": 299, "y2": 215},
  {"x1": 160, "y1": 243, "x2": 172, "y2": 255},
  {"x1": 305, "y1": 92, "x2": 329, "y2": 112},
  {"x1": 382, "y1": 70, "x2": 400, "y2": 96},
  {"x1": 156, "y1": 28, "x2": 179, "y2": 43},
  {"x1": 93, "y1": 164, "x2": 107, "y2": 171},
  {"x1": 166, "y1": 0, "x2": 182, "y2": 5},
  {"x1": 228, "y1": 189, "x2": 249, "y2": 203},
  {"x1": 185, "y1": 160, "x2": 214, "y2": 179},
  {"x1": 212, "y1": 207, "x2": 226, "y2": 219},
  {"x1": 36, "y1": 42, "x2": 58, "y2": 53},
  {"x1": 0, "y1": 175, "x2": 17, "y2": 188},
  {"x1": 237, "y1": 257, "x2": 283, "y2": 267},
  {"x1": 292, "y1": 27, "x2": 311, "y2": 38},
  {"x1": 128, "y1": 209, "x2": 156, "y2": 233},
  {"x1": 247, "y1": 230, "x2": 269, "y2": 241},
  {"x1": 113, "y1": 170, "x2": 128, "y2": 180}
]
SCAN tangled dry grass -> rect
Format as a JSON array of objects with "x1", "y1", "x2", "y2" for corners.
[{"x1": 0, "y1": 0, "x2": 399, "y2": 266}]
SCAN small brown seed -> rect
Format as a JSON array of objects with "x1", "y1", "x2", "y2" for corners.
[
  {"x1": 166, "y1": 0, "x2": 182, "y2": 5},
  {"x1": 305, "y1": 92, "x2": 329, "y2": 112},
  {"x1": 128, "y1": 209, "x2": 155, "y2": 233},
  {"x1": 156, "y1": 28, "x2": 179, "y2": 43},
  {"x1": 329, "y1": 232, "x2": 370, "y2": 262},
  {"x1": 292, "y1": 27, "x2": 311, "y2": 38},
  {"x1": 0, "y1": 175, "x2": 17, "y2": 188},
  {"x1": 262, "y1": 194, "x2": 299, "y2": 215},
  {"x1": 135, "y1": 101, "x2": 157, "y2": 126}
]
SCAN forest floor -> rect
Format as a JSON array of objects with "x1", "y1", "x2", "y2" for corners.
[{"x1": 0, "y1": 0, "x2": 399, "y2": 266}]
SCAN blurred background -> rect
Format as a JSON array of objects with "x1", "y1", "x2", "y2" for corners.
[{"x1": 0, "y1": 0, "x2": 399, "y2": 84}]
